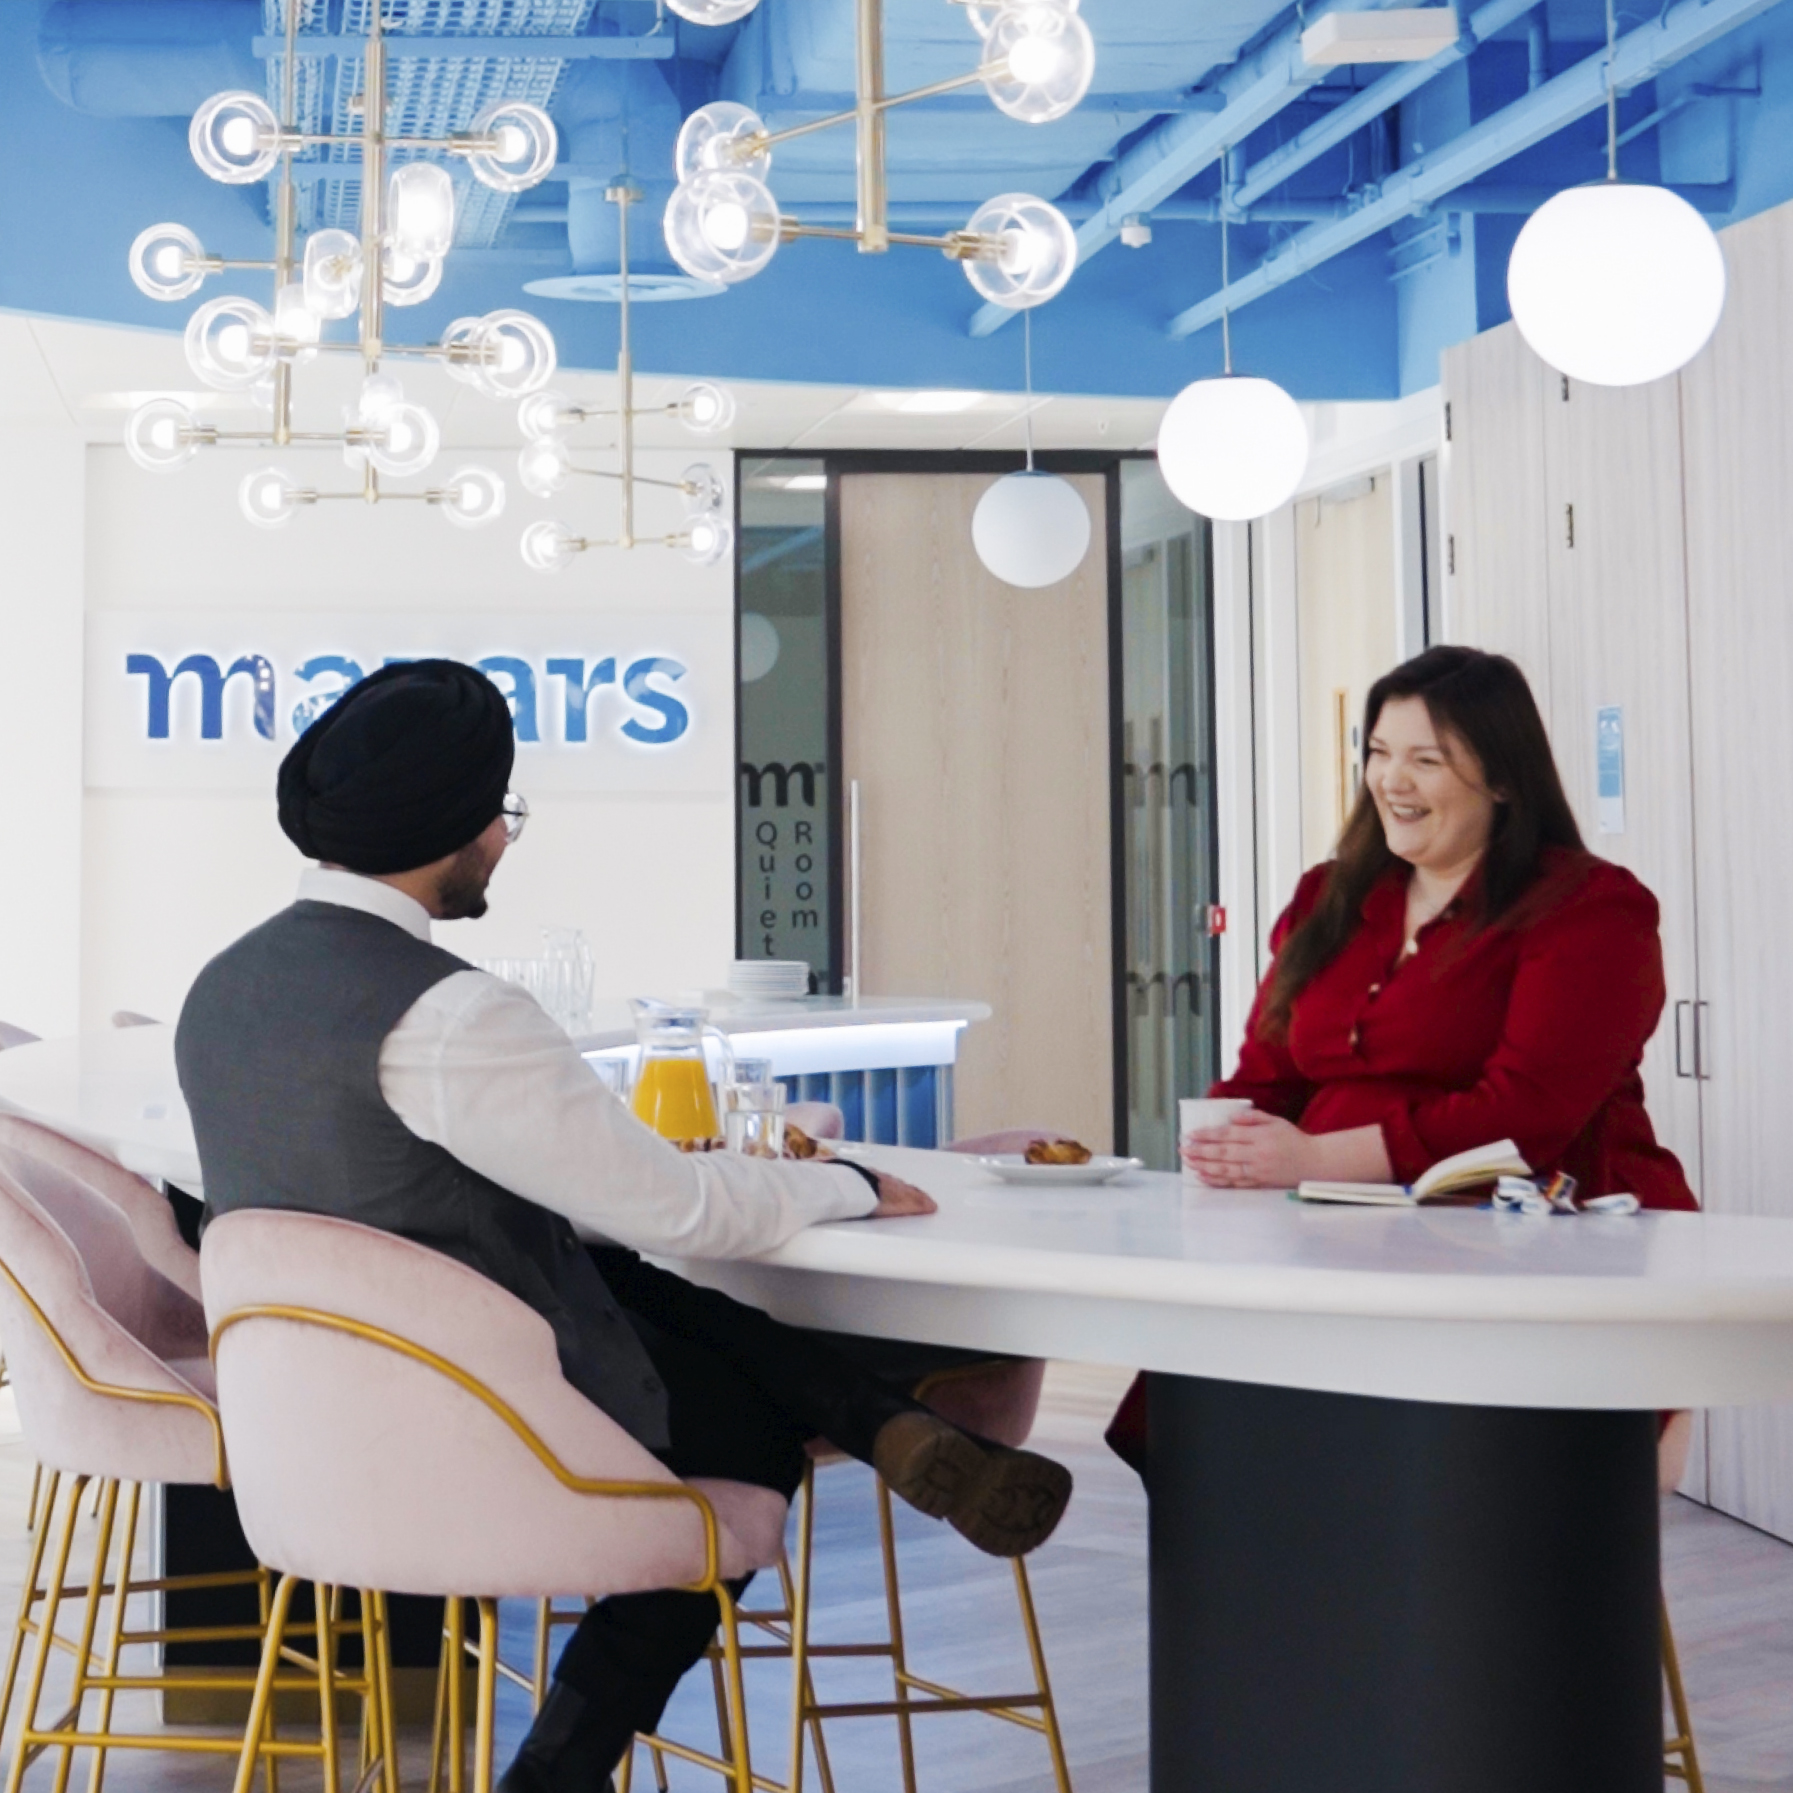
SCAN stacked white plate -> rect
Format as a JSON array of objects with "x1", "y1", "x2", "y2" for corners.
[{"x1": 729, "y1": 959, "x2": 811, "y2": 999}]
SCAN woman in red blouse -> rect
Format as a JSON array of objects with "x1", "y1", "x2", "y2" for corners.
[{"x1": 1185, "y1": 644, "x2": 1695, "y2": 1209}]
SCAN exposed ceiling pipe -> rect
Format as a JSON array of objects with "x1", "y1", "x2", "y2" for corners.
[
  {"x1": 966, "y1": 0, "x2": 1410, "y2": 338},
  {"x1": 1228, "y1": 0, "x2": 1545, "y2": 211},
  {"x1": 1164, "y1": 0, "x2": 1790, "y2": 340}
]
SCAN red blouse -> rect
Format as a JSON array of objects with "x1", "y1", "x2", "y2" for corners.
[{"x1": 1212, "y1": 847, "x2": 1696, "y2": 1210}]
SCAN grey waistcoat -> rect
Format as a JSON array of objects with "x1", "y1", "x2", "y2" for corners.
[{"x1": 175, "y1": 900, "x2": 669, "y2": 1449}]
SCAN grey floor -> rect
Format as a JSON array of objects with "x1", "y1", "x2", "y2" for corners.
[{"x1": 1, "y1": 1366, "x2": 1790, "y2": 1793}]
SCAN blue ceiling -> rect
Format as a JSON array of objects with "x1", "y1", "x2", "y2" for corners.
[{"x1": 11, "y1": 0, "x2": 1793, "y2": 403}]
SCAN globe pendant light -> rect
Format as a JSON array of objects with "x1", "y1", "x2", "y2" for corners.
[
  {"x1": 972, "y1": 311, "x2": 1092, "y2": 589},
  {"x1": 1156, "y1": 167, "x2": 1309, "y2": 521},
  {"x1": 1507, "y1": 0, "x2": 1725, "y2": 386}
]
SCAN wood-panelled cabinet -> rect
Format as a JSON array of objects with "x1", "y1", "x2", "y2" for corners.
[{"x1": 1439, "y1": 194, "x2": 1793, "y2": 1533}]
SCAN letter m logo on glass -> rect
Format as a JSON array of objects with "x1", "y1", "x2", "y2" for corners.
[{"x1": 125, "y1": 654, "x2": 277, "y2": 741}]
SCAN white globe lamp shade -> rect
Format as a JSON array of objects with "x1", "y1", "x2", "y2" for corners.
[
  {"x1": 1156, "y1": 375, "x2": 1309, "y2": 522},
  {"x1": 1507, "y1": 183, "x2": 1726, "y2": 387},
  {"x1": 972, "y1": 471, "x2": 1091, "y2": 589}
]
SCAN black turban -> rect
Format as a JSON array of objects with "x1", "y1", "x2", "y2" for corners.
[{"x1": 277, "y1": 659, "x2": 515, "y2": 873}]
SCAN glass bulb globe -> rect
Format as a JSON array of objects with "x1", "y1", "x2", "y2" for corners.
[
  {"x1": 981, "y1": 4, "x2": 1095, "y2": 124},
  {"x1": 274, "y1": 281, "x2": 320, "y2": 364},
  {"x1": 466, "y1": 102, "x2": 558, "y2": 193},
  {"x1": 367, "y1": 401, "x2": 441, "y2": 477},
  {"x1": 239, "y1": 466, "x2": 305, "y2": 528},
  {"x1": 960, "y1": 194, "x2": 1077, "y2": 309},
  {"x1": 517, "y1": 390, "x2": 578, "y2": 441},
  {"x1": 664, "y1": 172, "x2": 781, "y2": 284},
  {"x1": 1156, "y1": 375, "x2": 1309, "y2": 522},
  {"x1": 518, "y1": 437, "x2": 572, "y2": 498},
  {"x1": 465, "y1": 310, "x2": 558, "y2": 398},
  {"x1": 355, "y1": 373, "x2": 406, "y2": 426},
  {"x1": 439, "y1": 317, "x2": 487, "y2": 387},
  {"x1": 1508, "y1": 182, "x2": 1727, "y2": 387},
  {"x1": 389, "y1": 162, "x2": 457, "y2": 261},
  {"x1": 674, "y1": 102, "x2": 772, "y2": 183},
  {"x1": 676, "y1": 382, "x2": 735, "y2": 434},
  {"x1": 190, "y1": 91, "x2": 281, "y2": 184},
  {"x1": 666, "y1": 0, "x2": 762, "y2": 20},
  {"x1": 439, "y1": 466, "x2": 507, "y2": 529},
  {"x1": 382, "y1": 244, "x2": 444, "y2": 307},
  {"x1": 521, "y1": 520, "x2": 584, "y2": 573},
  {"x1": 682, "y1": 463, "x2": 726, "y2": 515},
  {"x1": 682, "y1": 512, "x2": 734, "y2": 567},
  {"x1": 129, "y1": 223, "x2": 207, "y2": 302},
  {"x1": 971, "y1": 471, "x2": 1090, "y2": 588},
  {"x1": 185, "y1": 296, "x2": 278, "y2": 388},
  {"x1": 302, "y1": 228, "x2": 364, "y2": 319},
  {"x1": 125, "y1": 398, "x2": 201, "y2": 473}
]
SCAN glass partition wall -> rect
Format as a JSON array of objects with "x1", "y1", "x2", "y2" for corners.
[{"x1": 734, "y1": 453, "x2": 1218, "y2": 1161}]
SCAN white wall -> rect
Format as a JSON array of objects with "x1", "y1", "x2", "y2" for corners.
[{"x1": 61, "y1": 443, "x2": 735, "y2": 1032}]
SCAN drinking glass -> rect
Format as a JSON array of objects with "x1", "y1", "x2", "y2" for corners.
[{"x1": 723, "y1": 1081, "x2": 786, "y2": 1158}]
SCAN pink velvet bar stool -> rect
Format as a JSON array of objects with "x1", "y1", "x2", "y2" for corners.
[
  {"x1": 202, "y1": 1208, "x2": 794, "y2": 1793},
  {"x1": 0, "y1": 1152, "x2": 384, "y2": 1793}
]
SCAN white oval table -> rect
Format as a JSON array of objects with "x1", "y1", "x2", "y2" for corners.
[{"x1": 9, "y1": 1041, "x2": 1793, "y2": 1792}]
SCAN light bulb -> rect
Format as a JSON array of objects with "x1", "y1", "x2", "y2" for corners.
[
  {"x1": 664, "y1": 172, "x2": 781, "y2": 285},
  {"x1": 959, "y1": 194, "x2": 1077, "y2": 309},
  {"x1": 682, "y1": 513, "x2": 734, "y2": 566},
  {"x1": 665, "y1": 0, "x2": 762, "y2": 20},
  {"x1": 355, "y1": 373, "x2": 405, "y2": 425},
  {"x1": 1156, "y1": 375, "x2": 1309, "y2": 522},
  {"x1": 464, "y1": 310, "x2": 558, "y2": 398},
  {"x1": 367, "y1": 401, "x2": 441, "y2": 477},
  {"x1": 125, "y1": 398, "x2": 201, "y2": 473},
  {"x1": 302, "y1": 228, "x2": 364, "y2": 319},
  {"x1": 439, "y1": 466, "x2": 507, "y2": 529},
  {"x1": 972, "y1": 471, "x2": 1091, "y2": 588},
  {"x1": 239, "y1": 466, "x2": 305, "y2": 528},
  {"x1": 521, "y1": 520, "x2": 584, "y2": 573},
  {"x1": 274, "y1": 281, "x2": 320, "y2": 363},
  {"x1": 439, "y1": 317, "x2": 487, "y2": 387},
  {"x1": 517, "y1": 390, "x2": 577, "y2": 441},
  {"x1": 1508, "y1": 183, "x2": 1727, "y2": 387},
  {"x1": 389, "y1": 162, "x2": 457, "y2": 261},
  {"x1": 676, "y1": 382, "x2": 735, "y2": 433},
  {"x1": 981, "y1": 3, "x2": 1095, "y2": 125},
  {"x1": 518, "y1": 437, "x2": 572, "y2": 498},
  {"x1": 382, "y1": 244, "x2": 444, "y2": 307},
  {"x1": 190, "y1": 91, "x2": 280, "y2": 184},
  {"x1": 185, "y1": 296, "x2": 277, "y2": 388},
  {"x1": 465, "y1": 102, "x2": 557, "y2": 193},
  {"x1": 682, "y1": 463, "x2": 725, "y2": 515},
  {"x1": 129, "y1": 224, "x2": 207, "y2": 301},
  {"x1": 674, "y1": 102, "x2": 772, "y2": 183}
]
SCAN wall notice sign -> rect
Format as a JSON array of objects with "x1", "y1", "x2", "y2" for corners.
[{"x1": 1596, "y1": 705, "x2": 1625, "y2": 835}]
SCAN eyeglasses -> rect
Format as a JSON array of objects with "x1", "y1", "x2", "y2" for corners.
[{"x1": 501, "y1": 791, "x2": 530, "y2": 845}]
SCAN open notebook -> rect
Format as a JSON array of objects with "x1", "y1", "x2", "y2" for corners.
[{"x1": 1295, "y1": 1140, "x2": 1530, "y2": 1207}]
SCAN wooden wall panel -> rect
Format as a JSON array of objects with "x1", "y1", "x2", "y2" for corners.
[{"x1": 839, "y1": 472, "x2": 1114, "y2": 1149}]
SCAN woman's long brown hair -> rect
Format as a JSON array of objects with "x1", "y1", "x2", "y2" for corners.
[{"x1": 1261, "y1": 645, "x2": 1584, "y2": 1035}]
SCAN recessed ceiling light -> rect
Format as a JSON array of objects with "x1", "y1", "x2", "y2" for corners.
[
  {"x1": 82, "y1": 389, "x2": 261, "y2": 412},
  {"x1": 874, "y1": 390, "x2": 986, "y2": 415},
  {"x1": 781, "y1": 473, "x2": 826, "y2": 490}
]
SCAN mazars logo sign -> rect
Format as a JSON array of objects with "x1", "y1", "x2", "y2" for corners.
[{"x1": 85, "y1": 611, "x2": 730, "y2": 795}]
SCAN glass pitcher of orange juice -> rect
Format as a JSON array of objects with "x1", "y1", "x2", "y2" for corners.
[{"x1": 628, "y1": 999, "x2": 734, "y2": 1142}]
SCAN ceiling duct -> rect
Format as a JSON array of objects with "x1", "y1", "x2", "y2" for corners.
[{"x1": 38, "y1": 0, "x2": 260, "y2": 116}]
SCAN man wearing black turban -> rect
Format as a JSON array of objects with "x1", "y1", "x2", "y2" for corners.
[{"x1": 176, "y1": 660, "x2": 1071, "y2": 1793}]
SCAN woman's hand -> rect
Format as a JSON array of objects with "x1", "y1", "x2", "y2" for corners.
[
  {"x1": 867, "y1": 1173, "x2": 937, "y2": 1218},
  {"x1": 1181, "y1": 1110, "x2": 1317, "y2": 1188}
]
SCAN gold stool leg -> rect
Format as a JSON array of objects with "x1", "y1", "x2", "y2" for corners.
[
  {"x1": 875, "y1": 1478, "x2": 920, "y2": 1793},
  {"x1": 1, "y1": 1468, "x2": 61, "y2": 1739},
  {"x1": 7, "y1": 1476, "x2": 86, "y2": 1793},
  {"x1": 1012, "y1": 1558, "x2": 1073, "y2": 1793},
  {"x1": 533, "y1": 1599, "x2": 554, "y2": 1712},
  {"x1": 49, "y1": 1478, "x2": 120, "y2": 1793},
  {"x1": 449, "y1": 1598, "x2": 469, "y2": 1793},
  {"x1": 715, "y1": 1587, "x2": 754, "y2": 1793},
  {"x1": 25, "y1": 1462, "x2": 43, "y2": 1534},
  {"x1": 788, "y1": 1467, "x2": 837, "y2": 1793},
  {"x1": 315, "y1": 1585, "x2": 343, "y2": 1793},
  {"x1": 427, "y1": 1604, "x2": 452, "y2": 1793},
  {"x1": 472, "y1": 1599, "x2": 501, "y2": 1793},
  {"x1": 371, "y1": 1593, "x2": 401, "y2": 1793},
  {"x1": 85, "y1": 1480, "x2": 142, "y2": 1793},
  {"x1": 1661, "y1": 1590, "x2": 1705, "y2": 1793},
  {"x1": 230, "y1": 1573, "x2": 303, "y2": 1793}
]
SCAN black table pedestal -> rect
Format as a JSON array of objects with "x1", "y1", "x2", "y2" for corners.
[{"x1": 1146, "y1": 1375, "x2": 1662, "y2": 1793}]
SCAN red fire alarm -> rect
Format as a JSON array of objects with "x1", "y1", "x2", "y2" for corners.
[{"x1": 1206, "y1": 905, "x2": 1228, "y2": 936}]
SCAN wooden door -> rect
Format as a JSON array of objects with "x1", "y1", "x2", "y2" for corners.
[
  {"x1": 1681, "y1": 201, "x2": 1793, "y2": 1537},
  {"x1": 839, "y1": 472, "x2": 1114, "y2": 1149}
]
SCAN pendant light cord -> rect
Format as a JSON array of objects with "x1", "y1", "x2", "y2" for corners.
[
  {"x1": 1220, "y1": 146, "x2": 1235, "y2": 376},
  {"x1": 1605, "y1": 0, "x2": 1619, "y2": 182},
  {"x1": 1023, "y1": 307, "x2": 1036, "y2": 473}
]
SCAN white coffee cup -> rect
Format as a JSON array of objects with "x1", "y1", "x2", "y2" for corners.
[{"x1": 1178, "y1": 1098, "x2": 1255, "y2": 1182}]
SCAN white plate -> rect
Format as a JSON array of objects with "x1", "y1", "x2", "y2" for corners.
[{"x1": 974, "y1": 1154, "x2": 1144, "y2": 1185}]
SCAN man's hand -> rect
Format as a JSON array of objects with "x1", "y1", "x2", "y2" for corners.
[{"x1": 867, "y1": 1172, "x2": 937, "y2": 1218}]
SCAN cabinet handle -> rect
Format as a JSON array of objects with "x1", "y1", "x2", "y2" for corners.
[
  {"x1": 1565, "y1": 502, "x2": 1575, "y2": 549},
  {"x1": 1674, "y1": 1000, "x2": 1693, "y2": 1078},
  {"x1": 1695, "y1": 1000, "x2": 1710, "y2": 1080}
]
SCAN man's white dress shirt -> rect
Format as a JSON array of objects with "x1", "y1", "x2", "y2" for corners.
[{"x1": 296, "y1": 868, "x2": 878, "y2": 1255}]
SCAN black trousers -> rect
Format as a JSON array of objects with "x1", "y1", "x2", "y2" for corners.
[{"x1": 548, "y1": 1248, "x2": 986, "y2": 1770}]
